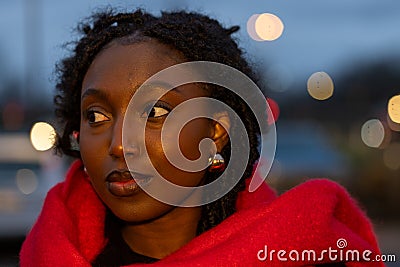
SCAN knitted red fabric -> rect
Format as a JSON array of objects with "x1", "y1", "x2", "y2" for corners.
[{"x1": 20, "y1": 160, "x2": 384, "y2": 266}]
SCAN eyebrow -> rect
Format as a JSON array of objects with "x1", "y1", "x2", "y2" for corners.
[
  {"x1": 81, "y1": 88, "x2": 110, "y2": 101},
  {"x1": 147, "y1": 81, "x2": 183, "y2": 93},
  {"x1": 147, "y1": 81, "x2": 202, "y2": 96},
  {"x1": 80, "y1": 82, "x2": 197, "y2": 103}
]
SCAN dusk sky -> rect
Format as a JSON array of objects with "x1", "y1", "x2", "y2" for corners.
[{"x1": 1, "y1": 0, "x2": 400, "y2": 99}]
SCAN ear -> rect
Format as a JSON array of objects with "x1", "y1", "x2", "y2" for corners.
[{"x1": 211, "y1": 111, "x2": 230, "y2": 152}]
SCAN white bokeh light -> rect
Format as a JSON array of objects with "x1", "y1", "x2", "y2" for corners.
[
  {"x1": 247, "y1": 13, "x2": 284, "y2": 42},
  {"x1": 307, "y1": 72, "x2": 334, "y2": 100},
  {"x1": 30, "y1": 122, "x2": 56, "y2": 151},
  {"x1": 16, "y1": 169, "x2": 38, "y2": 195},
  {"x1": 255, "y1": 13, "x2": 284, "y2": 41},
  {"x1": 361, "y1": 119, "x2": 385, "y2": 148},
  {"x1": 247, "y1": 14, "x2": 264, "y2": 41}
]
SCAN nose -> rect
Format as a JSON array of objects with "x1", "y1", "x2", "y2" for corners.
[{"x1": 108, "y1": 116, "x2": 139, "y2": 159}]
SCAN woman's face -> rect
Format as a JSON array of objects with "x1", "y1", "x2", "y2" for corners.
[{"x1": 79, "y1": 40, "x2": 225, "y2": 222}]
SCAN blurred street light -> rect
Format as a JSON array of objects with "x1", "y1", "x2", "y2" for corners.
[
  {"x1": 307, "y1": 71, "x2": 334, "y2": 100},
  {"x1": 247, "y1": 13, "x2": 284, "y2": 42},
  {"x1": 30, "y1": 122, "x2": 56, "y2": 151}
]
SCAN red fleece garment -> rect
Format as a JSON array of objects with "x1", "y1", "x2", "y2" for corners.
[{"x1": 20, "y1": 160, "x2": 384, "y2": 266}]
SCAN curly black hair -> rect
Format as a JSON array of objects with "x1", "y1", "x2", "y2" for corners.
[{"x1": 54, "y1": 8, "x2": 264, "y2": 235}]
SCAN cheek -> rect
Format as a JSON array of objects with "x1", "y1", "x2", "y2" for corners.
[
  {"x1": 145, "y1": 119, "x2": 210, "y2": 183},
  {"x1": 179, "y1": 119, "x2": 211, "y2": 160},
  {"x1": 79, "y1": 130, "x2": 109, "y2": 173}
]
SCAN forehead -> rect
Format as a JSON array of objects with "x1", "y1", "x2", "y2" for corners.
[
  {"x1": 81, "y1": 40, "x2": 207, "y2": 103},
  {"x1": 82, "y1": 40, "x2": 187, "y2": 95}
]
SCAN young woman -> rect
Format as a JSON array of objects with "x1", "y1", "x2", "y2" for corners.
[{"x1": 20, "y1": 9, "x2": 383, "y2": 266}]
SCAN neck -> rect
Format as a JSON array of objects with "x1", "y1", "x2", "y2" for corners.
[{"x1": 121, "y1": 206, "x2": 202, "y2": 259}]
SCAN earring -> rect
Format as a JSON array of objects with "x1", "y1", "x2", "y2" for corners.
[
  {"x1": 208, "y1": 153, "x2": 225, "y2": 172},
  {"x1": 83, "y1": 166, "x2": 90, "y2": 180},
  {"x1": 70, "y1": 130, "x2": 80, "y2": 151},
  {"x1": 72, "y1": 130, "x2": 80, "y2": 140}
]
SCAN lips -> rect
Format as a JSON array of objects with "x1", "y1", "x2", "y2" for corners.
[{"x1": 106, "y1": 170, "x2": 151, "y2": 197}]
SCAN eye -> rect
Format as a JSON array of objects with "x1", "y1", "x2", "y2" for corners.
[
  {"x1": 143, "y1": 102, "x2": 171, "y2": 119},
  {"x1": 86, "y1": 110, "x2": 110, "y2": 124}
]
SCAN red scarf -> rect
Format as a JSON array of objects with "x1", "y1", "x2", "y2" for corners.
[{"x1": 20, "y1": 160, "x2": 383, "y2": 266}]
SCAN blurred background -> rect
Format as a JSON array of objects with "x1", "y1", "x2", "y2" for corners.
[{"x1": 0, "y1": 0, "x2": 399, "y2": 265}]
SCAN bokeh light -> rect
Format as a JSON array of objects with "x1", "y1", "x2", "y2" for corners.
[
  {"x1": 30, "y1": 122, "x2": 56, "y2": 151},
  {"x1": 361, "y1": 119, "x2": 385, "y2": 148},
  {"x1": 307, "y1": 72, "x2": 334, "y2": 100},
  {"x1": 388, "y1": 94, "x2": 400, "y2": 124},
  {"x1": 255, "y1": 13, "x2": 284, "y2": 41},
  {"x1": 383, "y1": 143, "x2": 400, "y2": 170},
  {"x1": 15, "y1": 169, "x2": 38, "y2": 195},
  {"x1": 247, "y1": 13, "x2": 284, "y2": 41},
  {"x1": 247, "y1": 14, "x2": 264, "y2": 41},
  {"x1": 266, "y1": 98, "x2": 280, "y2": 125}
]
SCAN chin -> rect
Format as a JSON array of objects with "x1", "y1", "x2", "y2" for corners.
[{"x1": 106, "y1": 194, "x2": 174, "y2": 224}]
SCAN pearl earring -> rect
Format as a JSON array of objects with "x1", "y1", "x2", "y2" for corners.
[{"x1": 208, "y1": 153, "x2": 225, "y2": 172}]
